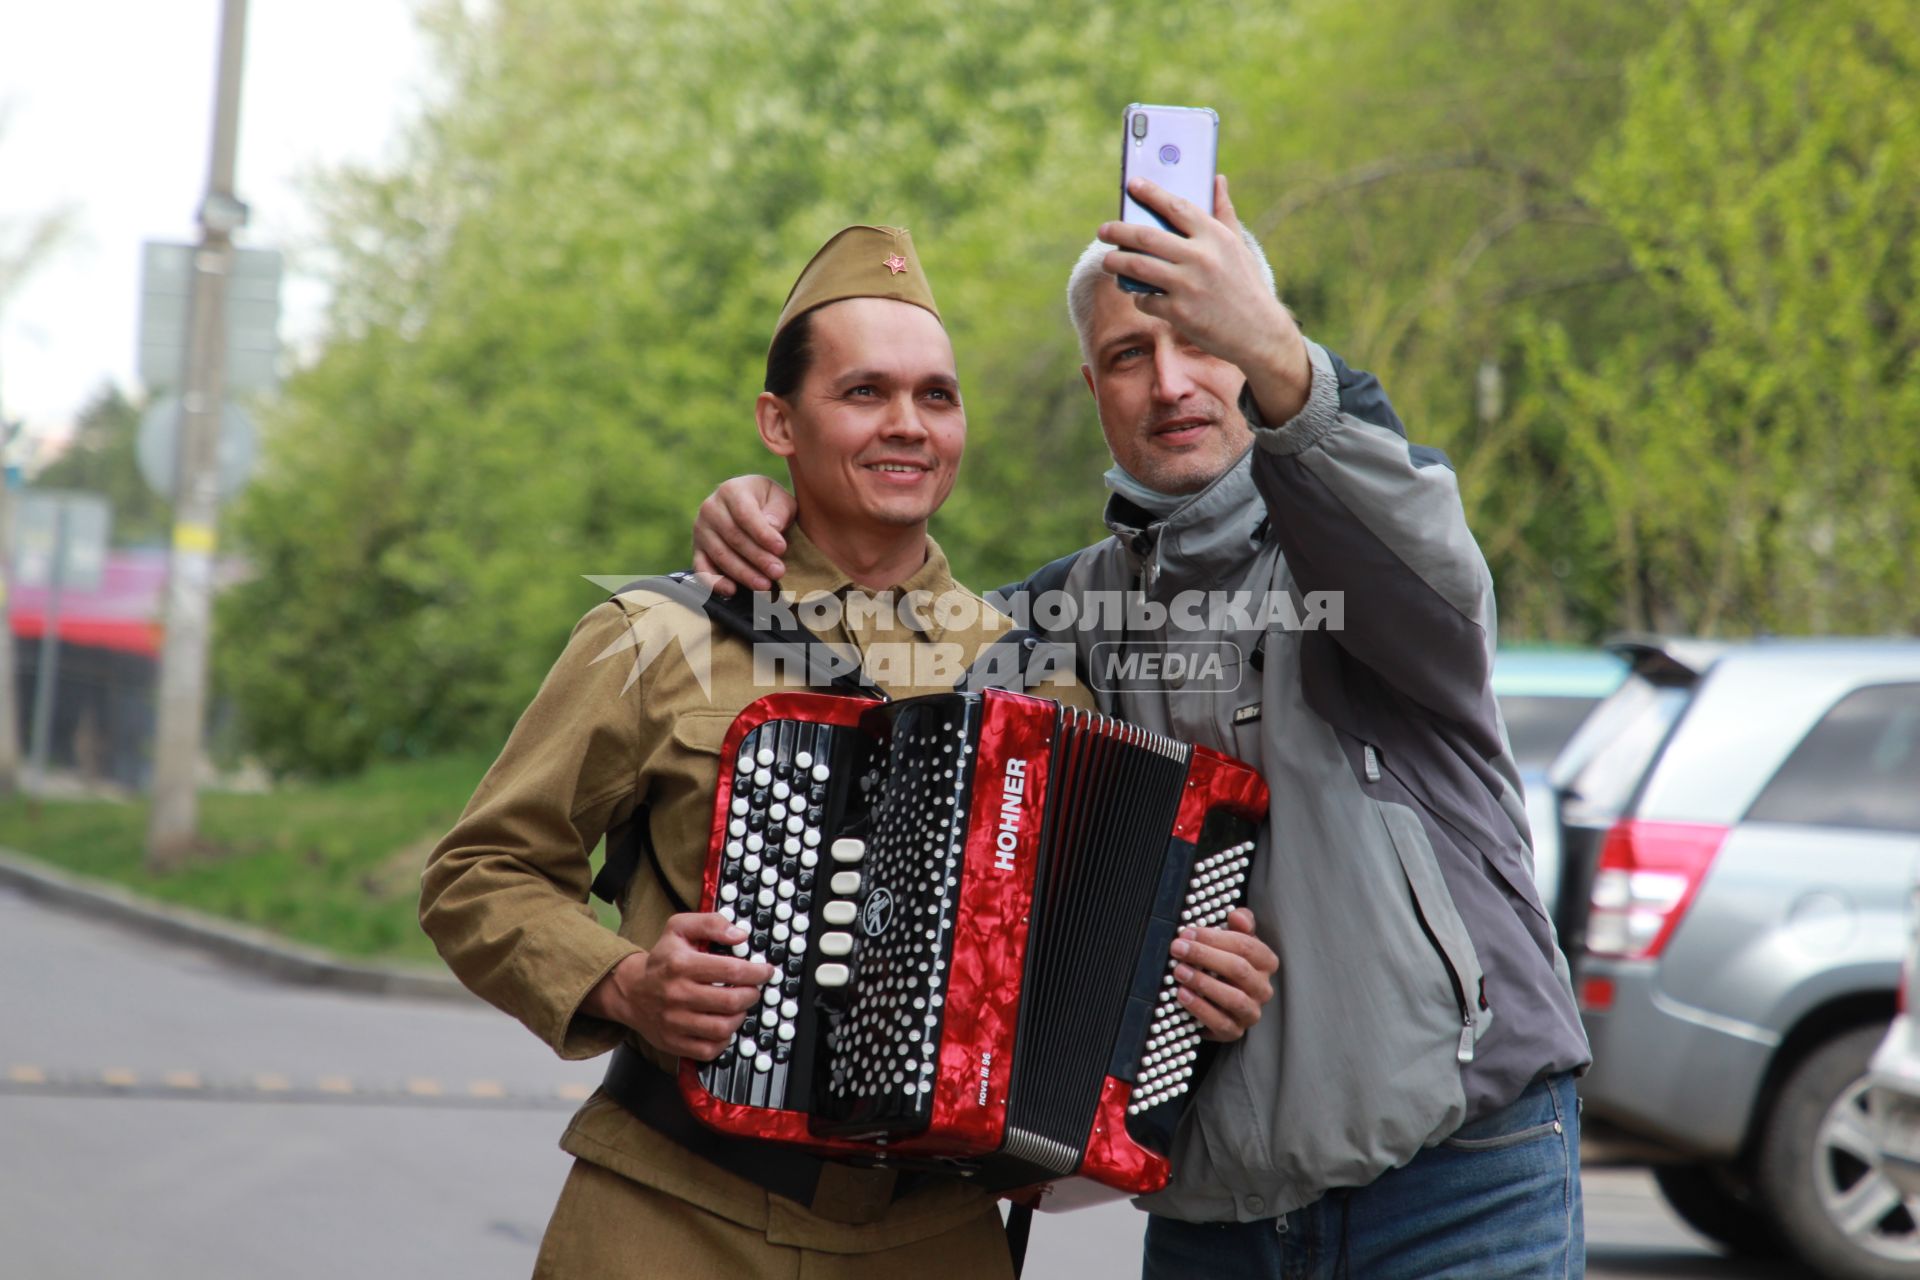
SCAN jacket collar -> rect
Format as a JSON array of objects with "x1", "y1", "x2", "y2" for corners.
[
  {"x1": 1101, "y1": 445, "x2": 1266, "y2": 591},
  {"x1": 777, "y1": 524, "x2": 961, "y2": 642}
]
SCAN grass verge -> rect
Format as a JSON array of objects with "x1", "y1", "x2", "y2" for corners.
[{"x1": 0, "y1": 754, "x2": 618, "y2": 966}]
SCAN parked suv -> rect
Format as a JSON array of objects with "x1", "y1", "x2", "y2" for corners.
[{"x1": 1557, "y1": 638, "x2": 1920, "y2": 1280}]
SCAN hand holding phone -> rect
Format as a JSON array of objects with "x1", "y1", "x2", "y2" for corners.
[{"x1": 1118, "y1": 104, "x2": 1218, "y2": 295}]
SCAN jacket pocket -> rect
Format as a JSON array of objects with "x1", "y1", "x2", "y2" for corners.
[
  {"x1": 671, "y1": 709, "x2": 736, "y2": 755},
  {"x1": 1373, "y1": 797, "x2": 1488, "y2": 1063}
]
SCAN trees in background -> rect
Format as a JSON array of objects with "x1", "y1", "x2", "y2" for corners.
[{"x1": 218, "y1": 0, "x2": 1918, "y2": 776}]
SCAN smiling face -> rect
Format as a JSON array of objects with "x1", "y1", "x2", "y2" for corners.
[
  {"x1": 756, "y1": 297, "x2": 964, "y2": 535},
  {"x1": 1080, "y1": 280, "x2": 1254, "y2": 496}
]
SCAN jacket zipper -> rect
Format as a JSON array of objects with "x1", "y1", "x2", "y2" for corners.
[
  {"x1": 1367, "y1": 742, "x2": 1476, "y2": 1063},
  {"x1": 1404, "y1": 868, "x2": 1476, "y2": 1064}
]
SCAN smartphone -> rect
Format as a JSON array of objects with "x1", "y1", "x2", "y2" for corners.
[{"x1": 1117, "y1": 103, "x2": 1219, "y2": 295}]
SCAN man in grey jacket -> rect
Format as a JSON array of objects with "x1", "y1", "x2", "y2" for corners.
[{"x1": 693, "y1": 175, "x2": 1591, "y2": 1278}]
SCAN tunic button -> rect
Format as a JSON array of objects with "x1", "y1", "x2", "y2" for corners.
[{"x1": 1244, "y1": 1195, "x2": 1264, "y2": 1215}]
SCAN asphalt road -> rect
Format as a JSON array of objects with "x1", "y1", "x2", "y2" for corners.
[{"x1": 1, "y1": 886, "x2": 1791, "y2": 1279}]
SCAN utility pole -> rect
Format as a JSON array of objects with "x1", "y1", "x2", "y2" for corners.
[{"x1": 147, "y1": 0, "x2": 250, "y2": 871}]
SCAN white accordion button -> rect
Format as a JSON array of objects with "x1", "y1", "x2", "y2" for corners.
[
  {"x1": 803, "y1": 828, "x2": 822, "y2": 847},
  {"x1": 820, "y1": 932, "x2": 854, "y2": 957},
  {"x1": 815, "y1": 963, "x2": 850, "y2": 988},
  {"x1": 795, "y1": 751, "x2": 814, "y2": 770},
  {"x1": 730, "y1": 941, "x2": 750, "y2": 958},
  {"x1": 812, "y1": 763, "x2": 830, "y2": 782},
  {"x1": 823, "y1": 901, "x2": 857, "y2": 926},
  {"x1": 778, "y1": 1022, "x2": 796, "y2": 1042},
  {"x1": 729, "y1": 818, "x2": 746, "y2": 838},
  {"x1": 719, "y1": 883, "x2": 738, "y2": 902},
  {"x1": 730, "y1": 797, "x2": 748, "y2": 817},
  {"x1": 830, "y1": 871, "x2": 861, "y2": 895},
  {"x1": 772, "y1": 780, "x2": 791, "y2": 801},
  {"x1": 755, "y1": 747, "x2": 774, "y2": 767},
  {"x1": 831, "y1": 838, "x2": 866, "y2": 864},
  {"x1": 754, "y1": 767, "x2": 772, "y2": 787},
  {"x1": 800, "y1": 849, "x2": 819, "y2": 870}
]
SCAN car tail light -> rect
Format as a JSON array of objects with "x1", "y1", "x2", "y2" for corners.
[{"x1": 1584, "y1": 820, "x2": 1730, "y2": 960}]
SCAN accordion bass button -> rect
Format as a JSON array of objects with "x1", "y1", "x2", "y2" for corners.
[
  {"x1": 820, "y1": 932, "x2": 854, "y2": 957},
  {"x1": 831, "y1": 838, "x2": 866, "y2": 864},
  {"x1": 815, "y1": 963, "x2": 851, "y2": 988},
  {"x1": 830, "y1": 871, "x2": 862, "y2": 895}
]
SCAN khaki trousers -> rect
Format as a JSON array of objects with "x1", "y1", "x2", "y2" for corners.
[{"x1": 532, "y1": 1159, "x2": 1018, "y2": 1280}]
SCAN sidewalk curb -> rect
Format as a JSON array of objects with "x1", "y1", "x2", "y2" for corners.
[{"x1": 0, "y1": 847, "x2": 476, "y2": 1004}]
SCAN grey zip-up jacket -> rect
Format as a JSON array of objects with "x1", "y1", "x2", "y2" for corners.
[{"x1": 1010, "y1": 340, "x2": 1590, "y2": 1221}]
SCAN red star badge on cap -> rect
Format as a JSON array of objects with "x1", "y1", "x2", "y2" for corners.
[{"x1": 882, "y1": 254, "x2": 907, "y2": 276}]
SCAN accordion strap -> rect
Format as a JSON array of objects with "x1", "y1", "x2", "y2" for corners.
[{"x1": 602, "y1": 1043, "x2": 828, "y2": 1207}]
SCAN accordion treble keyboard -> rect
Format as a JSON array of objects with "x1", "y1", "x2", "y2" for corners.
[{"x1": 682, "y1": 688, "x2": 1269, "y2": 1200}]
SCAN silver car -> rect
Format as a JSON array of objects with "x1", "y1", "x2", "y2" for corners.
[{"x1": 1557, "y1": 638, "x2": 1920, "y2": 1280}]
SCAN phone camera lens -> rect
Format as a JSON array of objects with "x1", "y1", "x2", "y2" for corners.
[
  {"x1": 1131, "y1": 113, "x2": 1149, "y2": 140},
  {"x1": 1159, "y1": 144, "x2": 1181, "y2": 165}
]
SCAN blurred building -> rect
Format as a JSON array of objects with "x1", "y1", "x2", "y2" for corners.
[{"x1": 8, "y1": 548, "x2": 241, "y2": 791}]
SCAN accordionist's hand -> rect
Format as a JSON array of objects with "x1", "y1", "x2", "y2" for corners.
[
  {"x1": 1171, "y1": 907, "x2": 1279, "y2": 1042},
  {"x1": 692, "y1": 475, "x2": 797, "y2": 595},
  {"x1": 582, "y1": 913, "x2": 777, "y2": 1061}
]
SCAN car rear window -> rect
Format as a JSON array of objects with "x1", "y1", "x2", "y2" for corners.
[
  {"x1": 1554, "y1": 674, "x2": 1691, "y2": 821},
  {"x1": 1745, "y1": 682, "x2": 1920, "y2": 832},
  {"x1": 1498, "y1": 695, "x2": 1603, "y2": 769}
]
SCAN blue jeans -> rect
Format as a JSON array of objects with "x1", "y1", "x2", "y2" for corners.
[{"x1": 1143, "y1": 1072, "x2": 1584, "y2": 1280}]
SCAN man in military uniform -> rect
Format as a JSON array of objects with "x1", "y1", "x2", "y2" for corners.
[{"x1": 420, "y1": 226, "x2": 1279, "y2": 1278}]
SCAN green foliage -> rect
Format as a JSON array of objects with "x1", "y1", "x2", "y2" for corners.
[
  {"x1": 219, "y1": 0, "x2": 1915, "y2": 776},
  {"x1": 31, "y1": 385, "x2": 170, "y2": 546},
  {"x1": 1517, "y1": 0, "x2": 1920, "y2": 634},
  {"x1": 0, "y1": 754, "x2": 512, "y2": 962}
]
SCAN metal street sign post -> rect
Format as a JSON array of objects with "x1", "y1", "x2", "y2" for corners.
[{"x1": 12, "y1": 491, "x2": 111, "y2": 792}]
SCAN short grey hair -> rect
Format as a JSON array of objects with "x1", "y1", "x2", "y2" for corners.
[{"x1": 1067, "y1": 225, "x2": 1279, "y2": 362}]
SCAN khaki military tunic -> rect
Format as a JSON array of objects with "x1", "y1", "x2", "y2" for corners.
[{"x1": 419, "y1": 527, "x2": 1089, "y2": 1277}]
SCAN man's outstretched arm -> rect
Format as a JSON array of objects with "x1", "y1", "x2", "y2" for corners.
[{"x1": 1098, "y1": 176, "x2": 1499, "y2": 748}]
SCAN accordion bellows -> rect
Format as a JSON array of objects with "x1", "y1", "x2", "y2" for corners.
[{"x1": 677, "y1": 688, "x2": 1267, "y2": 1203}]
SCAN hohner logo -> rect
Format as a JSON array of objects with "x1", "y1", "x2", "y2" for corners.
[{"x1": 994, "y1": 759, "x2": 1027, "y2": 873}]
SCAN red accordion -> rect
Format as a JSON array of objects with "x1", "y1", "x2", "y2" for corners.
[{"x1": 677, "y1": 687, "x2": 1267, "y2": 1203}]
